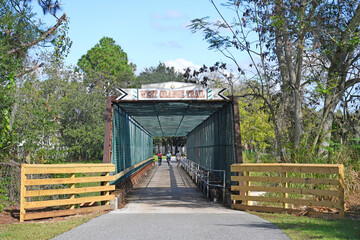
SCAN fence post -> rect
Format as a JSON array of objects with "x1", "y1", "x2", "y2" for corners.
[
  {"x1": 283, "y1": 172, "x2": 288, "y2": 209},
  {"x1": 338, "y1": 165, "x2": 345, "y2": 218},
  {"x1": 20, "y1": 164, "x2": 26, "y2": 222},
  {"x1": 105, "y1": 172, "x2": 110, "y2": 205},
  {"x1": 244, "y1": 171, "x2": 250, "y2": 206},
  {"x1": 70, "y1": 173, "x2": 76, "y2": 209}
]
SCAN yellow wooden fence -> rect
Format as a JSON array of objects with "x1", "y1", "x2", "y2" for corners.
[
  {"x1": 231, "y1": 163, "x2": 344, "y2": 218},
  {"x1": 20, "y1": 164, "x2": 115, "y2": 222}
]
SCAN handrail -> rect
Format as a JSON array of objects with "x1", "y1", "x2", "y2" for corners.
[
  {"x1": 181, "y1": 158, "x2": 226, "y2": 203},
  {"x1": 113, "y1": 157, "x2": 154, "y2": 181}
]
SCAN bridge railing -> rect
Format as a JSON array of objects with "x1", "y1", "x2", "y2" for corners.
[
  {"x1": 231, "y1": 163, "x2": 344, "y2": 218},
  {"x1": 181, "y1": 158, "x2": 226, "y2": 202},
  {"x1": 20, "y1": 163, "x2": 115, "y2": 222}
]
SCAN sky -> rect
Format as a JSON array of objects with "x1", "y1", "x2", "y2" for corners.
[{"x1": 33, "y1": 0, "x2": 244, "y2": 75}]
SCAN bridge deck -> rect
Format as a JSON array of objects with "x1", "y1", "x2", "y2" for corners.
[{"x1": 122, "y1": 160, "x2": 232, "y2": 213}]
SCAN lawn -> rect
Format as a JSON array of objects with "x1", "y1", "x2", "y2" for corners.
[
  {"x1": 0, "y1": 212, "x2": 103, "y2": 240},
  {"x1": 252, "y1": 212, "x2": 360, "y2": 240}
]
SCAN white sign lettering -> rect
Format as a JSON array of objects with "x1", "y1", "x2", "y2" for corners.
[
  {"x1": 138, "y1": 89, "x2": 206, "y2": 100},
  {"x1": 116, "y1": 88, "x2": 227, "y2": 101}
]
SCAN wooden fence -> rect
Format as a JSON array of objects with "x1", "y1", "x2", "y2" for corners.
[
  {"x1": 20, "y1": 164, "x2": 115, "y2": 222},
  {"x1": 231, "y1": 163, "x2": 344, "y2": 218}
]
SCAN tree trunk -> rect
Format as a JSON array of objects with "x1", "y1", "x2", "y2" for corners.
[
  {"x1": 274, "y1": 0, "x2": 305, "y2": 150},
  {"x1": 319, "y1": 94, "x2": 339, "y2": 154},
  {"x1": 293, "y1": 88, "x2": 304, "y2": 147}
]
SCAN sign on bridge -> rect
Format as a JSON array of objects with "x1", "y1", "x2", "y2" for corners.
[{"x1": 116, "y1": 88, "x2": 227, "y2": 101}]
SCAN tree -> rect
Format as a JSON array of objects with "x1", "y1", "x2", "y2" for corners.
[
  {"x1": 183, "y1": 62, "x2": 241, "y2": 96},
  {"x1": 59, "y1": 80, "x2": 105, "y2": 161},
  {"x1": 14, "y1": 74, "x2": 63, "y2": 163},
  {"x1": 0, "y1": 75, "x2": 15, "y2": 155},
  {"x1": 310, "y1": 2, "x2": 360, "y2": 153},
  {"x1": 0, "y1": 0, "x2": 70, "y2": 160},
  {"x1": 77, "y1": 37, "x2": 135, "y2": 95},
  {"x1": 136, "y1": 62, "x2": 184, "y2": 87},
  {"x1": 189, "y1": 2, "x2": 287, "y2": 161},
  {"x1": 13, "y1": 60, "x2": 106, "y2": 163},
  {"x1": 238, "y1": 94, "x2": 275, "y2": 153},
  {"x1": 1, "y1": 0, "x2": 68, "y2": 79},
  {"x1": 189, "y1": 0, "x2": 360, "y2": 157}
]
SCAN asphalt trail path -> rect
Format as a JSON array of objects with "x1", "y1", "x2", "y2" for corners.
[{"x1": 53, "y1": 159, "x2": 290, "y2": 240}]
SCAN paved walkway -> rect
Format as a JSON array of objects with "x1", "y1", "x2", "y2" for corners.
[{"x1": 53, "y1": 159, "x2": 290, "y2": 240}]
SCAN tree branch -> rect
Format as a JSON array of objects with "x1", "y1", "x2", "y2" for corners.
[
  {"x1": 7, "y1": 13, "x2": 66, "y2": 56},
  {"x1": 15, "y1": 63, "x2": 44, "y2": 78},
  {"x1": 344, "y1": 77, "x2": 360, "y2": 91}
]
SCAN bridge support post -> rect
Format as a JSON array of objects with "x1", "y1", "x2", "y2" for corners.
[{"x1": 206, "y1": 171, "x2": 210, "y2": 199}]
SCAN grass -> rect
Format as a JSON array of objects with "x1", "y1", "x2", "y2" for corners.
[
  {"x1": 0, "y1": 212, "x2": 103, "y2": 240},
  {"x1": 75, "y1": 172, "x2": 101, "y2": 198},
  {"x1": 251, "y1": 211, "x2": 360, "y2": 240}
]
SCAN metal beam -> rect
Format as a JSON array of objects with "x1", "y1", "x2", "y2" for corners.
[{"x1": 103, "y1": 97, "x2": 116, "y2": 163}]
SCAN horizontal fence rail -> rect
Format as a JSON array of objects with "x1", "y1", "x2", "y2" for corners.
[
  {"x1": 182, "y1": 158, "x2": 226, "y2": 202},
  {"x1": 113, "y1": 157, "x2": 154, "y2": 182},
  {"x1": 20, "y1": 164, "x2": 115, "y2": 222},
  {"x1": 231, "y1": 163, "x2": 344, "y2": 218}
]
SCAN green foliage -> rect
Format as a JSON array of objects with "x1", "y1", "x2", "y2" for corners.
[
  {"x1": 59, "y1": 81, "x2": 105, "y2": 161},
  {"x1": 0, "y1": 1, "x2": 38, "y2": 158},
  {"x1": 52, "y1": 17, "x2": 72, "y2": 63},
  {"x1": 238, "y1": 98, "x2": 275, "y2": 151},
  {"x1": 0, "y1": 1, "x2": 73, "y2": 209},
  {"x1": 0, "y1": 0, "x2": 72, "y2": 161},
  {"x1": 77, "y1": 37, "x2": 135, "y2": 95},
  {"x1": 14, "y1": 75, "x2": 64, "y2": 163},
  {"x1": 0, "y1": 183, "x2": 9, "y2": 212},
  {"x1": 350, "y1": 138, "x2": 360, "y2": 149},
  {"x1": 136, "y1": 62, "x2": 185, "y2": 87},
  {"x1": 0, "y1": 74, "x2": 15, "y2": 153},
  {"x1": 322, "y1": 140, "x2": 342, "y2": 155},
  {"x1": 0, "y1": 1, "x2": 37, "y2": 77},
  {"x1": 12, "y1": 62, "x2": 106, "y2": 163},
  {"x1": 0, "y1": 1, "x2": 70, "y2": 77}
]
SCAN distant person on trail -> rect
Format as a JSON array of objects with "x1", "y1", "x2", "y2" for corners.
[
  {"x1": 157, "y1": 152, "x2": 162, "y2": 166},
  {"x1": 166, "y1": 151, "x2": 171, "y2": 166},
  {"x1": 176, "y1": 151, "x2": 181, "y2": 167}
]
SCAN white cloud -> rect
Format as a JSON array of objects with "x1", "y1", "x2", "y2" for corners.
[
  {"x1": 164, "y1": 10, "x2": 184, "y2": 19},
  {"x1": 151, "y1": 10, "x2": 185, "y2": 20},
  {"x1": 150, "y1": 10, "x2": 187, "y2": 31},
  {"x1": 164, "y1": 59, "x2": 201, "y2": 73}
]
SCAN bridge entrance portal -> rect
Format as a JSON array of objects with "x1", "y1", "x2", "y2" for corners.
[{"x1": 103, "y1": 82, "x2": 242, "y2": 185}]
